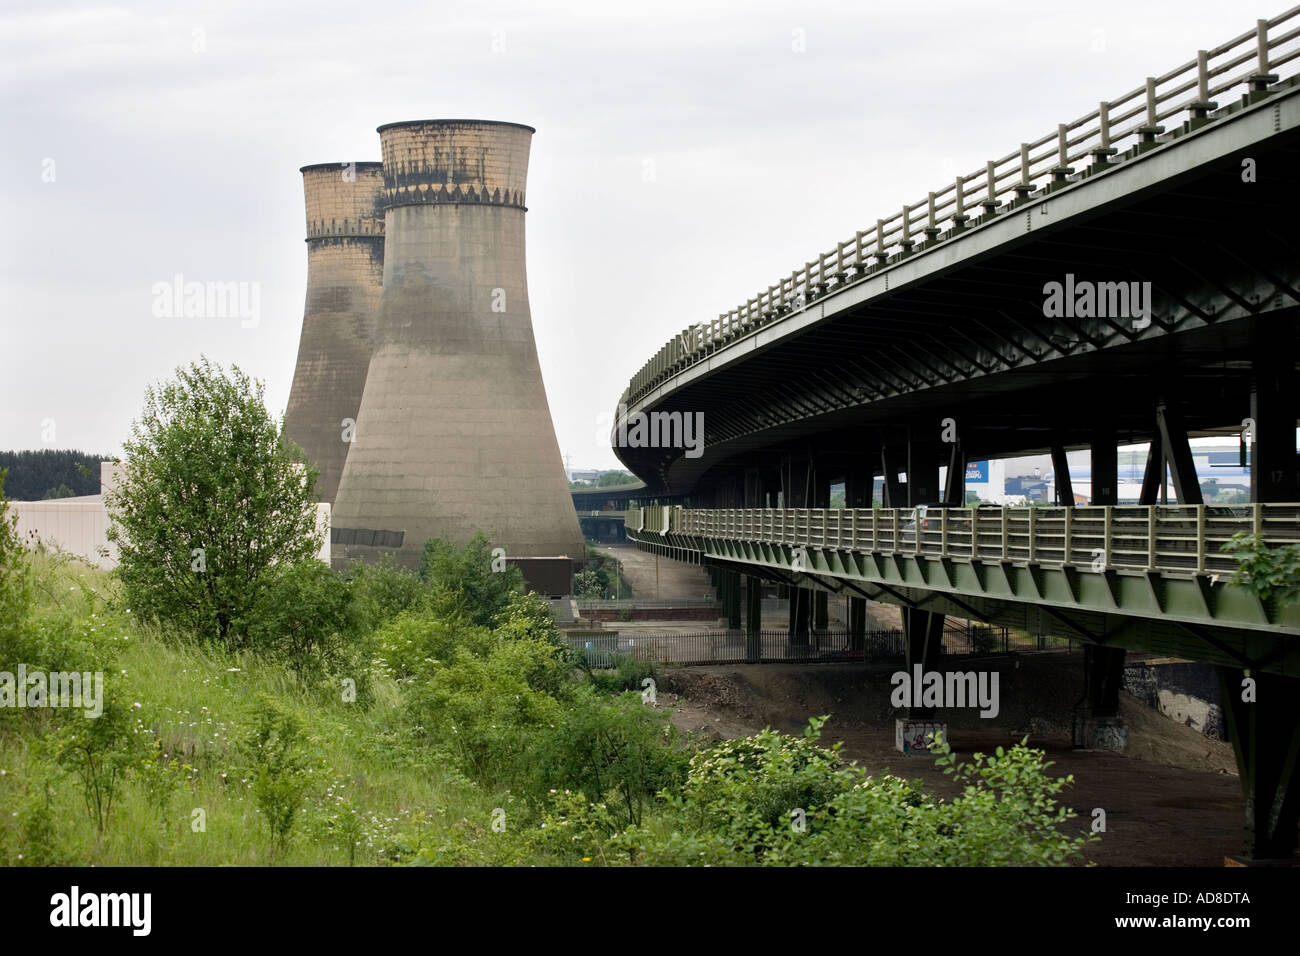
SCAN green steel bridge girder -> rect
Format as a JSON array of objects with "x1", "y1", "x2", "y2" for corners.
[{"x1": 626, "y1": 529, "x2": 1300, "y2": 677}]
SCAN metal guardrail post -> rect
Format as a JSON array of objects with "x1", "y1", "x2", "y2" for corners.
[
  {"x1": 1147, "y1": 506, "x2": 1158, "y2": 570},
  {"x1": 941, "y1": 508, "x2": 949, "y2": 556},
  {"x1": 1103, "y1": 506, "x2": 1113, "y2": 569},
  {"x1": 1001, "y1": 507, "x2": 1009, "y2": 560},
  {"x1": 1196, "y1": 506, "x2": 1207, "y2": 572},
  {"x1": 1028, "y1": 507, "x2": 1037, "y2": 562},
  {"x1": 872, "y1": 509, "x2": 879, "y2": 552},
  {"x1": 1253, "y1": 502, "x2": 1263, "y2": 538},
  {"x1": 1064, "y1": 506, "x2": 1073, "y2": 564}
]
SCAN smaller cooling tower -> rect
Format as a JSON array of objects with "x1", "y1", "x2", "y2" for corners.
[{"x1": 283, "y1": 162, "x2": 385, "y2": 504}]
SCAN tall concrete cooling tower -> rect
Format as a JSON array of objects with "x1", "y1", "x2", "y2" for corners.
[
  {"x1": 330, "y1": 120, "x2": 585, "y2": 570},
  {"x1": 283, "y1": 162, "x2": 385, "y2": 504}
]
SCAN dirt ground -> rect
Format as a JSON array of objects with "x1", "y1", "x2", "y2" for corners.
[
  {"x1": 597, "y1": 543, "x2": 713, "y2": 601},
  {"x1": 655, "y1": 652, "x2": 1245, "y2": 867}
]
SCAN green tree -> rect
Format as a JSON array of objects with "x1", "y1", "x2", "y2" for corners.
[
  {"x1": 41, "y1": 484, "x2": 75, "y2": 500},
  {"x1": 105, "y1": 358, "x2": 323, "y2": 645},
  {"x1": 418, "y1": 532, "x2": 526, "y2": 628},
  {"x1": 574, "y1": 568, "x2": 603, "y2": 599},
  {"x1": 0, "y1": 450, "x2": 110, "y2": 500},
  {"x1": 596, "y1": 470, "x2": 636, "y2": 487}
]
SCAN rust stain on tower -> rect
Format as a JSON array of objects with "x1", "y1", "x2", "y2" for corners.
[
  {"x1": 329, "y1": 120, "x2": 585, "y2": 569},
  {"x1": 284, "y1": 162, "x2": 385, "y2": 504}
]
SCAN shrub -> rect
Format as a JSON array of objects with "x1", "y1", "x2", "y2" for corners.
[
  {"x1": 582, "y1": 653, "x2": 657, "y2": 695},
  {"x1": 106, "y1": 358, "x2": 323, "y2": 646},
  {"x1": 373, "y1": 610, "x2": 496, "y2": 683},
  {"x1": 402, "y1": 637, "x2": 569, "y2": 790},
  {"x1": 342, "y1": 556, "x2": 427, "y2": 633},
  {"x1": 611, "y1": 724, "x2": 1094, "y2": 867},
  {"x1": 244, "y1": 560, "x2": 372, "y2": 702},
  {"x1": 536, "y1": 686, "x2": 688, "y2": 832},
  {"x1": 47, "y1": 700, "x2": 141, "y2": 833},
  {"x1": 419, "y1": 532, "x2": 526, "y2": 627},
  {"x1": 1223, "y1": 531, "x2": 1300, "y2": 611},
  {"x1": 243, "y1": 698, "x2": 310, "y2": 856}
]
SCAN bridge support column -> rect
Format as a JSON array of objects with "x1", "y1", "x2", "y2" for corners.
[
  {"x1": 1139, "y1": 427, "x2": 1164, "y2": 505},
  {"x1": 813, "y1": 468, "x2": 829, "y2": 634},
  {"x1": 1251, "y1": 341, "x2": 1300, "y2": 502},
  {"x1": 1091, "y1": 429, "x2": 1117, "y2": 507},
  {"x1": 943, "y1": 441, "x2": 965, "y2": 505},
  {"x1": 782, "y1": 454, "x2": 814, "y2": 645},
  {"x1": 745, "y1": 575, "x2": 763, "y2": 660},
  {"x1": 1072, "y1": 645, "x2": 1128, "y2": 752},
  {"x1": 848, "y1": 600, "x2": 867, "y2": 652},
  {"x1": 895, "y1": 436, "x2": 946, "y2": 753},
  {"x1": 1076, "y1": 431, "x2": 1127, "y2": 751},
  {"x1": 1216, "y1": 341, "x2": 1300, "y2": 862},
  {"x1": 1156, "y1": 401, "x2": 1204, "y2": 504},
  {"x1": 880, "y1": 445, "x2": 906, "y2": 508},
  {"x1": 788, "y1": 589, "x2": 812, "y2": 645},
  {"x1": 845, "y1": 468, "x2": 873, "y2": 651},
  {"x1": 1051, "y1": 444, "x2": 1074, "y2": 505},
  {"x1": 897, "y1": 607, "x2": 946, "y2": 754},
  {"x1": 1217, "y1": 668, "x2": 1300, "y2": 862},
  {"x1": 723, "y1": 569, "x2": 742, "y2": 630}
]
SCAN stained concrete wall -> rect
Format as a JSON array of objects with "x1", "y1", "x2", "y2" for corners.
[
  {"x1": 330, "y1": 120, "x2": 585, "y2": 570},
  {"x1": 1123, "y1": 659, "x2": 1227, "y2": 740},
  {"x1": 283, "y1": 162, "x2": 385, "y2": 504}
]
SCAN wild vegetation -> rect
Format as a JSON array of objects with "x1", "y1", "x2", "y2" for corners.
[{"x1": 0, "y1": 362, "x2": 1099, "y2": 866}]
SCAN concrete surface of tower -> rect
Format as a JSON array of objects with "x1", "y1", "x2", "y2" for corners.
[
  {"x1": 330, "y1": 119, "x2": 585, "y2": 571},
  {"x1": 283, "y1": 162, "x2": 385, "y2": 505}
]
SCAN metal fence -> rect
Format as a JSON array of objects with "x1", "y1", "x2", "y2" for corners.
[
  {"x1": 619, "y1": 8, "x2": 1300, "y2": 408},
  {"x1": 574, "y1": 598, "x2": 720, "y2": 610},
  {"x1": 630, "y1": 503, "x2": 1300, "y2": 575},
  {"x1": 562, "y1": 622, "x2": 1041, "y2": 667}
]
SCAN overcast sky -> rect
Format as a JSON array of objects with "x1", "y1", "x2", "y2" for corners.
[{"x1": 0, "y1": 0, "x2": 1263, "y2": 471}]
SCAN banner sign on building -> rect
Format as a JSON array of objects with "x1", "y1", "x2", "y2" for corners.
[{"x1": 965, "y1": 460, "x2": 988, "y2": 482}]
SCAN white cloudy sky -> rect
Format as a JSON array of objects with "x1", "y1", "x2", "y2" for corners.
[{"x1": 0, "y1": 0, "x2": 1263, "y2": 471}]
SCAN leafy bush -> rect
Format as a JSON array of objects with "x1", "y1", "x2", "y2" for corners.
[
  {"x1": 47, "y1": 700, "x2": 142, "y2": 833},
  {"x1": 373, "y1": 610, "x2": 497, "y2": 683},
  {"x1": 244, "y1": 560, "x2": 373, "y2": 703},
  {"x1": 574, "y1": 569, "x2": 603, "y2": 599},
  {"x1": 106, "y1": 358, "x2": 323, "y2": 646},
  {"x1": 494, "y1": 592, "x2": 562, "y2": 647},
  {"x1": 605, "y1": 722, "x2": 1094, "y2": 867},
  {"x1": 1223, "y1": 531, "x2": 1300, "y2": 610},
  {"x1": 582, "y1": 653, "x2": 657, "y2": 694},
  {"x1": 536, "y1": 687, "x2": 688, "y2": 832},
  {"x1": 402, "y1": 637, "x2": 569, "y2": 790},
  {"x1": 342, "y1": 556, "x2": 427, "y2": 634},
  {"x1": 623, "y1": 716, "x2": 853, "y2": 863},
  {"x1": 419, "y1": 532, "x2": 526, "y2": 627},
  {"x1": 247, "y1": 560, "x2": 352, "y2": 658},
  {"x1": 243, "y1": 698, "x2": 311, "y2": 856}
]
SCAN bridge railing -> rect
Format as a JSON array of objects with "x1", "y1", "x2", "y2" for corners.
[
  {"x1": 617, "y1": 8, "x2": 1300, "y2": 411},
  {"x1": 631, "y1": 504, "x2": 1300, "y2": 575}
]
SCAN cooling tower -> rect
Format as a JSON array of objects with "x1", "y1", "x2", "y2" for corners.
[
  {"x1": 330, "y1": 119, "x2": 585, "y2": 570},
  {"x1": 283, "y1": 162, "x2": 385, "y2": 504}
]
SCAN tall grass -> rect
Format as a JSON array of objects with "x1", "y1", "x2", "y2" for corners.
[{"x1": 0, "y1": 551, "x2": 531, "y2": 866}]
